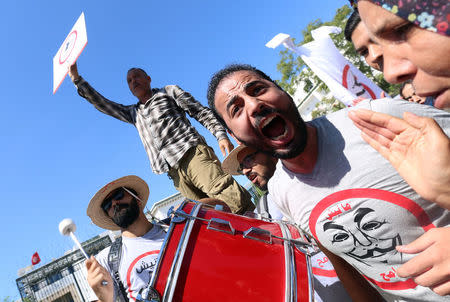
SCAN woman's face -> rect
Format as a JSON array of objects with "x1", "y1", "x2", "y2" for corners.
[{"x1": 358, "y1": 0, "x2": 450, "y2": 109}]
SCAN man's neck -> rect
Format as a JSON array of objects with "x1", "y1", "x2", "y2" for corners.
[
  {"x1": 281, "y1": 124, "x2": 318, "y2": 174},
  {"x1": 138, "y1": 90, "x2": 153, "y2": 104},
  {"x1": 121, "y1": 214, "x2": 153, "y2": 238}
]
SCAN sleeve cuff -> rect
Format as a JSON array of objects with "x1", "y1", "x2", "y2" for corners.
[
  {"x1": 73, "y1": 76, "x2": 84, "y2": 86},
  {"x1": 216, "y1": 132, "x2": 228, "y2": 141}
]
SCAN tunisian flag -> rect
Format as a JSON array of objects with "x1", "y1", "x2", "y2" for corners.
[{"x1": 31, "y1": 252, "x2": 41, "y2": 265}]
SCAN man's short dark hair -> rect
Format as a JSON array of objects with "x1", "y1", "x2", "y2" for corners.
[
  {"x1": 207, "y1": 64, "x2": 281, "y2": 130},
  {"x1": 127, "y1": 67, "x2": 148, "y2": 76},
  {"x1": 344, "y1": 9, "x2": 361, "y2": 42}
]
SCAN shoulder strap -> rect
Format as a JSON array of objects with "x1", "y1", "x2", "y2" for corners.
[
  {"x1": 258, "y1": 194, "x2": 271, "y2": 219},
  {"x1": 107, "y1": 236, "x2": 128, "y2": 302}
]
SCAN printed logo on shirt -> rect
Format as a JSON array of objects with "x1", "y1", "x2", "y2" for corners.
[
  {"x1": 309, "y1": 188, "x2": 435, "y2": 290},
  {"x1": 311, "y1": 251, "x2": 338, "y2": 279},
  {"x1": 126, "y1": 250, "x2": 159, "y2": 301}
]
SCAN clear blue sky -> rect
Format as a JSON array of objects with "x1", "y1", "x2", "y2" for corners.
[{"x1": 0, "y1": 0, "x2": 347, "y2": 298}]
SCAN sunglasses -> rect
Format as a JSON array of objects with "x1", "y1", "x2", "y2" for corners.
[
  {"x1": 237, "y1": 151, "x2": 258, "y2": 174},
  {"x1": 101, "y1": 187, "x2": 142, "y2": 213},
  {"x1": 101, "y1": 187, "x2": 127, "y2": 212}
]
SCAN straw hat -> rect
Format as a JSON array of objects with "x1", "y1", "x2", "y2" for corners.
[
  {"x1": 86, "y1": 175, "x2": 149, "y2": 230},
  {"x1": 221, "y1": 144, "x2": 251, "y2": 175}
]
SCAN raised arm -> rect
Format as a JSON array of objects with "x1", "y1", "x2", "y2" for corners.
[
  {"x1": 349, "y1": 109, "x2": 450, "y2": 210},
  {"x1": 68, "y1": 61, "x2": 81, "y2": 83},
  {"x1": 165, "y1": 85, "x2": 233, "y2": 155},
  {"x1": 68, "y1": 62, "x2": 136, "y2": 124}
]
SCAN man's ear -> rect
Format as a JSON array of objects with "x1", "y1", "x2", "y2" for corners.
[{"x1": 147, "y1": 75, "x2": 152, "y2": 84}]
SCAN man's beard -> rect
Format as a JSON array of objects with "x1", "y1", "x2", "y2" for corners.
[
  {"x1": 235, "y1": 105, "x2": 308, "y2": 160},
  {"x1": 255, "y1": 174, "x2": 269, "y2": 191},
  {"x1": 271, "y1": 117, "x2": 307, "y2": 159},
  {"x1": 112, "y1": 198, "x2": 140, "y2": 229},
  {"x1": 259, "y1": 180, "x2": 269, "y2": 191}
]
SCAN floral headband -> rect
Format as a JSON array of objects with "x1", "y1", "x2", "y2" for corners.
[{"x1": 355, "y1": 0, "x2": 449, "y2": 36}]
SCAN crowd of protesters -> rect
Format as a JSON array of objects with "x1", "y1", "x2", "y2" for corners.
[{"x1": 71, "y1": 0, "x2": 449, "y2": 301}]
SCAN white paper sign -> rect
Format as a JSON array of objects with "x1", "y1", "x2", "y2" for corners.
[
  {"x1": 53, "y1": 12, "x2": 87, "y2": 94},
  {"x1": 267, "y1": 27, "x2": 386, "y2": 106}
]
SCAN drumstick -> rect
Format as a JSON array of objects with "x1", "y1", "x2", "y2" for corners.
[
  {"x1": 58, "y1": 218, "x2": 109, "y2": 286},
  {"x1": 58, "y1": 218, "x2": 89, "y2": 259}
]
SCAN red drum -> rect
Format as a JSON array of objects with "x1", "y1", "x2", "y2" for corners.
[{"x1": 145, "y1": 201, "x2": 315, "y2": 302}]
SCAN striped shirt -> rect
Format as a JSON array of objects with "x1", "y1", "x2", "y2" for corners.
[{"x1": 75, "y1": 77, "x2": 228, "y2": 174}]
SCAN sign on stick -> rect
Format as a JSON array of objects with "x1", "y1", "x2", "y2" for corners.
[{"x1": 53, "y1": 12, "x2": 87, "y2": 94}]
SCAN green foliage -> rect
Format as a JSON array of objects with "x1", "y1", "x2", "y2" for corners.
[
  {"x1": 247, "y1": 184, "x2": 266, "y2": 204},
  {"x1": 311, "y1": 96, "x2": 346, "y2": 119},
  {"x1": 276, "y1": 5, "x2": 399, "y2": 100}
]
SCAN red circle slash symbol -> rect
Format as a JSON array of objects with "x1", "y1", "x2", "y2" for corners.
[{"x1": 59, "y1": 30, "x2": 78, "y2": 65}]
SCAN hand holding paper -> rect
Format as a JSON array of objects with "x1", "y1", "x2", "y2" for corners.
[{"x1": 68, "y1": 62, "x2": 80, "y2": 83}]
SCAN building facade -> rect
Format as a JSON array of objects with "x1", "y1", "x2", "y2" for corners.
[{"x1": 16, "y1": 234, "x2": 114, "y2": 302}]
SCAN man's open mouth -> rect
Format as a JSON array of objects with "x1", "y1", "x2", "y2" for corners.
[{"x1": 260, "y1": 115, "x2": 288, "y2": 140}]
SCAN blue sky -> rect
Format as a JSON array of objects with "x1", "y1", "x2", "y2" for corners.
[{"x1": 0, "y1": 0, "x2": 347, "y2": 298}]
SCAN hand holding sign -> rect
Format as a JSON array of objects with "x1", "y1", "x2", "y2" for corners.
[
  {"x1": 52, "y1": 12, "x2": 87, "y2": 94},
  {"x1": 68, "y1": 62, "x2": 80, "y2": 82}
]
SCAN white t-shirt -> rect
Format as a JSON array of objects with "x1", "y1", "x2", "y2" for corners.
[
  {"x1": 87, "y1": 225, "x2": 166, "y2": 301},
  {"x1": 269, "y1": 99, "x2": 450, "y2": 302}
]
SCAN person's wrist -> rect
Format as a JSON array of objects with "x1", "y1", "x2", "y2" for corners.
[{"x1": 72, "y1": 75, "x2": 82, "y2": 84}]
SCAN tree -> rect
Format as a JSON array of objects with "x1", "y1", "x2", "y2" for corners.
[
  {"x1": 276, "y1": 5, "x2": 400, "y2": 117},
  {"x1": 311, "y1": 96, "x2": 346, "y2": 119}
]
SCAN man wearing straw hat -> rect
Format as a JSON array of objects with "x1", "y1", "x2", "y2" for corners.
[
  {"x1": 85, "y1": 175, "x2": 166, "y2": 302},
  {"x1": 222, "y1": 144, "x2": 281, "y2": 219}
]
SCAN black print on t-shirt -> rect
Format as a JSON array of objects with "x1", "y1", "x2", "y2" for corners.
[
  {"x1": 322, "y1": 207, "x2": 403, "y2": 266},
  {"x1": 136, "y1": 258, "x2": 157, "y2": 274}
]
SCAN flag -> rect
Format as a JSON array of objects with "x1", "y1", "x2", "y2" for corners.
[
  {"x1": 266, "y1": 27, "x2": 386, "y2": 106},
  {"x1": 31, "y1": 252, "x2": 41, "y2": 265}
]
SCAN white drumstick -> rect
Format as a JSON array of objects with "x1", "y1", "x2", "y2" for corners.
[
  {"x1": 59, "y1": 218, "x2": 89, "y2": 259},
  {"x1": 59, "y1": 218, "x2": 109, "y2": 286}
]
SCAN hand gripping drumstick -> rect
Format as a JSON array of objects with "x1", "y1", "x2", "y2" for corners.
[{"x1": 58, "y1": 218, "x2": 108, "y2": 286}]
